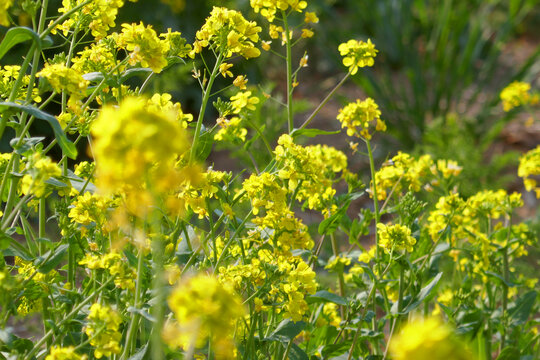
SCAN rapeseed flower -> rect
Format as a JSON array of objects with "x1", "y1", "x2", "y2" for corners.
[
  {"x1": 518, "y1": 145, "x2": 540, "y2": 198},
  {"x1": 21, "y1": 153, "x2": 62, "y2": 198},
  {"x1": 46, "y1": 346, "x2": 87, "y2": 360},
  {"x1": 117, "y1": 22, "x2": 170, "y2": 73},
  {"x1": 0, "y1": 0, "x2": 13, "y2": 26},
  {"x1": 390, "y1": 316, "x2": 473, "y2": 360},
  {"x1": 85, "y1": 303, "x2": 122, "y2": 358},
  {"x1": 338, "y1": 39, "x2": 377, "y2": 75},
  {"x1": 377, "y1": 223, "x2": 416, "y2": 254},
  {"x1": 337, "y1": 98, "x2": 386, "y2": 140},
  {"x1": 250, "y1": 0, "x2": 307, "y2": 22},
  {"x1": 165, "y1": 274, "x2": 244, "y2": 356},
  {"x1": 192, "y1": 7, "x2": 261, "y2": 59},
  {"x1": 500, "y1": 81, "x2": 537, "y2": 111}
]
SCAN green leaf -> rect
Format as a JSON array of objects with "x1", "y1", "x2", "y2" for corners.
[
  {"x1": 120, "y1": 68, "x2": 152, "y2": 83},
  {"x1": 0, "y1": 102, "x2": 77, "y2": 159},
  {"x1": 82, "y1": 72, "x2": 105, "y2": 82},
  {"x1": 307, "y1": 290, "x2": 347, "y2": 306},
  {"x1": 318, "y1": 202, "x2": 350, "y2": 235},
  {"x1": 509, "y1": 290, "x2": 537, "y2": 326},
  {"x1": 287, "y1": 344, "x2": 309, "y2": 360},
  {"x1": 399, "y1": 272, "x2": 442, "y2": 314},
  {"x1": 0, "y1": 27, "x2": 43, "y2": 60},
  {"x1": 9, "y1": 137, "x2": 45, "y2": 155},
  {"x1": 127, "y1": 344, "x2": 148, "y2": 360},
  {"x1": 36, "y1": 244, "x2": 68, "y2": 273},
  {"x1": 496, "y1": 346, "x2": 520, "y2": 360},
  {"x1": 290, "y1": 128, "x2": 340, "y2": 139},
  {"x1": 266, "y1": 319, "x2": 305, "y2": 343}
]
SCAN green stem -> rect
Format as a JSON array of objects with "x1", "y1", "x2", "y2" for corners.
[
  {"x1": 298, "y1": 73, "x2": 350, "y2": 130},
  {"x1": 121, "y1": 247, "x2": 146, "y2": 359},
  {"x1": 190, "y1": 52, "x2": 224, "y2": 164},
  {"x1": 330, "y1": 234, "x2": 346, "y2": 317},
  {"x1": 365, "y1": 139, "x2": 381, "y2": 275},
  {"x1": 282, "y1": 11, "x2": 294, "y2": 133}
]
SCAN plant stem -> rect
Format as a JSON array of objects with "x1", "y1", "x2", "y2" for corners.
[
  {"x1": 190, "y1": 52, "x2": 223, "y2": 164},
  {"x1": 299, "y1": 73, "x2": 350, "y2": 131},
  {"x1": 365, "y1": 139, "x2": 381, "y2": 275},
  {"x1": 282, "y1": 11, "x2": 294, "y2": 133}
]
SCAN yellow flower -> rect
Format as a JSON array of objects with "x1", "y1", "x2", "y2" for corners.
[
  {"x1": 500, "y1": 81, "x2": 534, "y2": 111},
  {"x1": 219, "y1": 62, "x2": 234, "y2": 78},
  {"x1": 233, "y1": 75, "x2": 248, "y2": 90},
  {"x1": 214, "y1": 117, "x2": 248, "y2": 142},
  {"x1": 338, "y1": 39, "x2": 377, "y2": 75},
  {"x1": 68, "y1": 192, "x2": 114, "y2": 226},
  {"x1": 21, "y1": 153, "x2": 62, "y2": 198},
  {"x1": 117, "y1": 22, "x2": 170, "y2": 73},
  {"x1": 390, "y1": 316, "x2": 474, "y2": 360},
  {"x1": 91, "y1": 96, "x2": 188, "y2": 195},
  {"x1": 337, "y1": 98, "x2": 385, "y2": 139},
  {"x1": 230, "y1": 91, "x2": 260, "y2": 113},
  {"x1": 325, "y1": 255, "x2": 351, "y2": 272},
  {"x1": 37, "y1": 63, "x2": 89, "y2": 107},
  {"x1": 304, "y1": 11, "x2": 319, "y2": 23},
  {"x1": 46, "y1": 346, "x2": 87, "y2": 360},
  {"x1": 250, "y1": 0, "x2": 307, "y2": 22},
  {"x1": 85, "y1": 303, "x2": 122, "y2": 359},
  {"x1": 166, "y1": 274, "x2": 244, "y2": 357},
  {"x1": 377, "y1": 223, "x2": 416, "y2": 254},
  {"x1": 0, "y1": 0, "x2": 13, "y2": 26},
  {"x1": 192, "y1": 7, "x2": 261, "y2": 59},
  {"x1": 301, "y1": 28, "x2": 314, "y2": 38},
  {"x1": 518, "y1": 145, "x2": 540, "y2": 198}
]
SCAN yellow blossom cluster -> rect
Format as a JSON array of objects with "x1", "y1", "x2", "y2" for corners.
[
  {"x1": 165, "y1": 274, "x2": 244, "y2": 358},
  {"x1": 71, "y1": 39, "x2": 119, "y2": 74},
  {"x1": 373, "y1": 152, "x2": 462, "y2": 201},
  {"x1": 147, "y1": 93, "x2": 193, "y2": 128},
  {"x1": 338, "y1": 39, "x2": 377, "y2": 75},
  {"x1": 518, "y1": 145, "x2": 540, "y2": 198},
  {"x1": 274, "y1": 134, "x2": 347, "y2": 210},
  {"x1": 46, "y1": 346, "x2": 87, "y2": 360},
  {"x1": 117, "y1": 22, "x2": 170, "y2": 73},
  {"x1": 37, "y1": 63, "x2": 89, "y2": 110},
  {"x1": 52, "y1": 0, "x2": 138, "y2": 39},
  {"x1": 68, "y1": 192, "x2": 115, "y2": 227},
  {"x1": 214, "y1": 116, "x2": 248, "y2": 142},
  {"x1": 390, "y1": 316, "x2": 473, "y2": 360},
  {"x1": 500, "y1": 81, "x2": 538, "y2": 112},
  {"x1": 79, "y1": 251, "x2": 136, "y2": 290},
  {"x1": 250, "y1": 0, "x2": 307, "y2": 22},
  {"x1": 0, "y1": 65, "x2": 42, "y2": 102},
  {"x1": 178, "y1": 168, "x2": 225, "y2": 219},
  {"x1": 0, "y1": 0, "x2": 12, "y2": 26},
  {"x1": 85, "y1": 303, "x2": 123, "y2": 358},
  {"x1": 192, "y1": 7, "x2": 261, "y2": 59},
  {"x1": 21, "y1": 153, "x2": 62, "y2": 198},
  {"x1": 91, "y1": 96, "x2": 189, "y2": 216},
  {"x1": 377, "y1": 223, "x2": 416, "y2": 254},
  {"x1": 282, "y1": 261, "x2": 318, "y2": 321},
  {"x1": 337, "y1": 98, "x2": 386, "y2": 140}
]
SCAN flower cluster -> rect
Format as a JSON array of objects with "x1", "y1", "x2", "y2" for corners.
[
  {"x1": 37, "y1": 63, "x2": 89, "y2": 110},
  {"x1": 21, "y1": 153, "x2": 62, "y2": 198},
  {"x1": 165, "y1": 274, "x2": 244, "y2": 358},
  {"x1": 0, "y1": 65, "x2": 42, "y2": 102},
  {"x1": 46, "y1": 346, "x2": 87, "y2": 360},
  {"x1": 250, "y1": 0, "x2": 308, "y2": 22},
  {"x1": 52, "y1": 0, "x2": 138, "y2": 39},
  {"x1": 338, "y1": 39, "x2": 377, "y2": 75},
  {"x1": 377, "y1": 223, "x2": 416, "y2": 254},
  {"x1": 518, "y1": 145, "x2": 540, "y2": 198},
  {"x1": 337, "y1": 98, "x2": 386, "y2": 139},
  {"x1": 192, "y1": 7, "x2": 261, "y2": 59},
  {"x1": 117, "y1": 22, "x2": 170, "y2": 73},
  {"x1": 500, "y1": 81, "x2": 538, "y2": 111},
  {"x1": 79, "y1": 251, "x2": 136, "y2": 290},
  {"x1": 85, "y1": 303, "x2": 123, "y2": 358},
  {"x1": 390, "y1": 316, "x2": 472, "y2": 360}
]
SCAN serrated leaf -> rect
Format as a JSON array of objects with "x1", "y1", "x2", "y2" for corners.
[
  {"x1": 307, "y1": 290, "x2": 347, "y2": 306},
  {"x1": 266, "y1": 319, "x2": 305, "y2": 343},
  {"x1": 290, "y1": 128, "x2": 340, "y2": 139},
  {"x1": 399, "y1": 272, "x2": 442, "y2": 314},
  {"x1": 0, "y1": 102, "x2": 77, "y2": 159}
]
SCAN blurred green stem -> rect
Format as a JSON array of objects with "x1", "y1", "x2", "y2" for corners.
[
  {"x1": 282, "y1": 11, "x2": 294, "y2": 133},
  {"x1": 190, "y1": 52, "x2": 223, "y2": 164}
]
